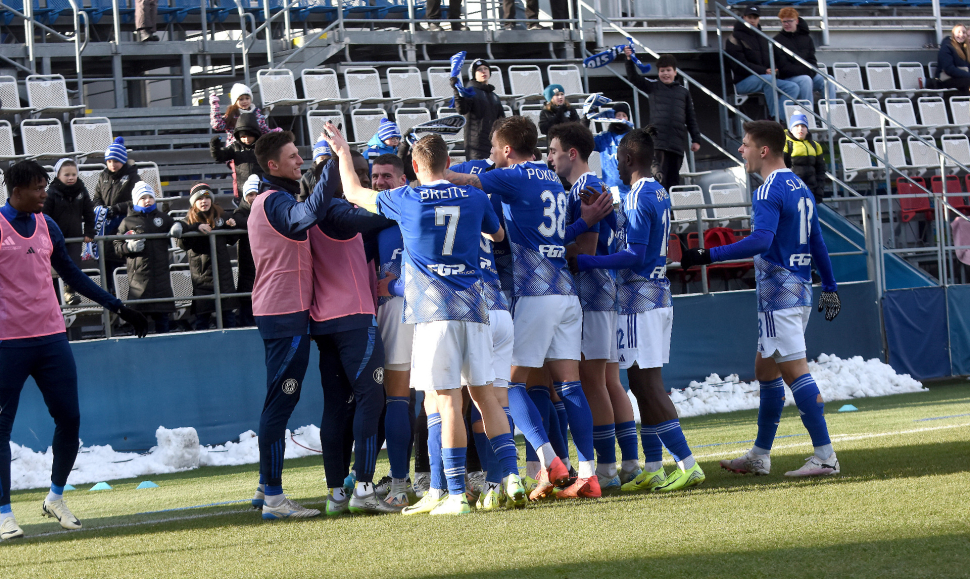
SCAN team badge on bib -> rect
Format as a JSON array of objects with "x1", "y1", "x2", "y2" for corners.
[
  {"x1": 282, "y1": 378, "x2": 298, "y2": 394},
  {"x1": 154, "y1": 217, "x2": 163, "y2": 227}
]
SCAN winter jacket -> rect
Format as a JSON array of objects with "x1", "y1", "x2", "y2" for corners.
[
  {"x1": 43, "y1": 178, "x2": 95, "y2": 267},
  {"x1": 455, "y1": 79, "x2": 506, "y2": 160},
  {"x1": 209, "y1": 94, "x2": 278, "y2": 145},
  {"x1": 178, "y1": 212, "x2": 239, "y2": 315},
  {"x1": 231, "y1": 199, "x2": 255, "y2": 294},
  {"x1": 538, "y1": 102, "x2": 581, "y2": 135},
  {"x1": 938, "y1": 36, "x2": 970, "y2": 80},
  {"x1": 725, "y1": 20, "x2": 777, "y2": 85},
  {"x1": 773, "y1": 18, "x2": 818, "y2": 80},
  {"x1": 625, "y1": 59, "x2": 701, "y2": 155},
  {"x1": 210, "y1": 112, "x2": 263, "y2": 199},
  {"x1": 364, "y1": 133, "x2": 398, "y2": 162},
  {"x1": 113, "y1": 206, "x2": 176, "y2": 314},
  {"x1": 93, "y1": 162, "x2": 141, "y2": 217},
  {"x1": 784, "y1": 129, "x2": 827, "y2": 204}
]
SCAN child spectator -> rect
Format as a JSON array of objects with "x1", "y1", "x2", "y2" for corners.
[
  {"x1": 94, "y1": 136, "x2": 141, "y2": 280},
  {"x1": 623, "y1": 51, "x2": 702, "y2": 189},
  {"x1": 454, "y1": 58, "x2": 505, "y2": 160},
  {"x1": 938, "y1": 24, "x2": 970, "y2": 93},
  {"x1": 365, "y1": 119, "x2": 402, "y2": 162},
  {"x1": 300, "y1": 138, "x2": 331, "y2": 201},
  {"x1": 178, "y1": 183, "x2": 239, "y2": 330},
  {"x1": 113, "y1": 182, "x2": 178, "y2": 333},
  {"x1": 44, "y1": 158, "x2": 95, "y2": 306},
  {"x1": 210, "y1": 111, "x2": 263, "y2": 200},
  {"x1": 232, "y1": 175, "x2": 259, "y2": 327},
  {"x1": 538, "y1": 84, "x2": 580, "y2": 135},
  {"x1": 783, "y1": 113, "x2": 827, "y2": 205},
  {"x1": 209, "y1": 83, "x2": 278, "y2": 145},
  {"x1": 584, "y1": 101, "x2": 633, "y2": 196}
]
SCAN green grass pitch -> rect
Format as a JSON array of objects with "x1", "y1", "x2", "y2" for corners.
[{"x1": 2, "y1": 381, "x2": 969, "y2": 578}]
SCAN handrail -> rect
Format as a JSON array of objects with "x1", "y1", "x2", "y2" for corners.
[
  {"x1": 278, "y1": 20, "x2": 342, "y2": 68},
  {"x1": 0, "y1": 0, "x2": 87, "y2": 99}
]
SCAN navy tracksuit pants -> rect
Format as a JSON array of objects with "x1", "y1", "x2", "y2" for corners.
[
  {"x1": 0, "y1": 337, "x2": 80, "y2": 507},
  {"x1": 258, "y1": 334, "x2": 312, "y2": 488}
]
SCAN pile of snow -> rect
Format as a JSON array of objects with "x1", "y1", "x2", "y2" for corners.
[{"x1": 9, "y1": 355, "x2": 924, "y2": 491}]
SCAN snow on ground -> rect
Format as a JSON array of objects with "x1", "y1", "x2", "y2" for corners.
[{"x1": 9, "y1": 354, "x2": 925, "y2": 491}]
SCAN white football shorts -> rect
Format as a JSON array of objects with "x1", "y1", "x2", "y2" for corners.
[
  {"x1": 377, "y1": 297, "x2": 414, "y2": 371},
  {"x1": 411, "y1": 320, "x2": 494, "y2": 391},
  {"x1": 758, "y1": 306, "x2": 811, "y2": 362},
  {"x1": 510, "y1": 294, "x2": 582, "y2": 368},
  {"x1": 617, "y1": 307, "x2": 673, "y2": 370},
  {"x1": 582, "y1": 309, "x2": 619, "y2": 363}
]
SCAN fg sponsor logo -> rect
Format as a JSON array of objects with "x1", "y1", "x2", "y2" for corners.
[
  {"x1": 479, "y1": 257, "x2": 492, "y2": 269},
  {"x1": 428, "y1": 263, "x2": 467, "y2": 276},
  {"x1": 789, "y1": 253, "x2": 812, "y2": 267},
  {"x1": 391, "y1": 248, "x2": 403, "y2": 260},
  {"x1": 282, "y1": 378, "x2": 298, "y2": 395},
  {"x1": 649, "y1": 265, "x2": 667, "y2": 279},
  {"x1": 373, "y1": 367, "x2": 384, "y2": 384},
  {"x1": 539, "y1": 244, "x2": 565, "y2": 258}
]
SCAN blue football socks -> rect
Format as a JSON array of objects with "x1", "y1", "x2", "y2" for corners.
[
  {"x1": 427, "y1": 412, "x2": 446, "y2": 492},
  {"x1": 442, "y1": 447, "x2": 467, "y2": 495},
  {"x1": 790, "y1": 373, "x2": 834, "y2": 459},
  {"x1": 656, "y1": 419, "x2": 695, "y2": 469},
  {"x1": 753, "y1": 377, "x2": 786, "y2": 454},
  {"x1": 385, "y1": 396, "x2": 412, "y2": 480}
]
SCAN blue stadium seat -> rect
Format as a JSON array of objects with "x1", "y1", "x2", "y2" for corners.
[
  {"x1": 86, "y1": 0, "x2": 134, "y2": 25},
  {"x1": 298, "y1": 0, "x2": 337, "y2": 23}
]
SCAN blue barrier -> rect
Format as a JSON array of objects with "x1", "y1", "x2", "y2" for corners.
[
  {"x1": 947, "y1": 284, "x2": 970, "y2": 377},
  {"x1": 12, "y1": 281, "x2": 883, "y2": 452},
  {"x1": 882, "y1": 287, "x2": 950, "y2": 380}
]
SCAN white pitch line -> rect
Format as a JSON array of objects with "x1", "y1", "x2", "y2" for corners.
[{"x1": 694, "y1": 422, "x2": 970, "y2": 460}]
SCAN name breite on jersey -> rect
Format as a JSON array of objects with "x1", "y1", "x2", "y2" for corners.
[{"x1": 420, "y1": 186, "x2": 471, "y2": 201}]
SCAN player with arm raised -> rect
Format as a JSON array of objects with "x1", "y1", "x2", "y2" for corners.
[
  {"x1": 323, "y1": 124, "x2": 527, "y2": 515},
  {"x1": 445, "y1": 116, "x2": 614, "y2": 499},
  {"x1": 572, "y1": 127, "x2": 706, "y2": 493},
  {"x1": 681, "y1": 120, "x2": 841, "y2": 477}
]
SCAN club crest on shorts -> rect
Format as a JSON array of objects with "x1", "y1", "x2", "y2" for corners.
[
  {"x1": 282, "y1": 378, "x2": 298, "y2": 394},
  {"x1": 373, "y1": 367, "x2": 384, "y2": 384},
  {"x1": 154, "y1": 217, "x2": 164, "y2": 227}
]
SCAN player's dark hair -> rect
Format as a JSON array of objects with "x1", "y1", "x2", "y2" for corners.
[
  {"x1": 618, "y1": 126, "x2": 657, "y2": 168},
  {"x1": 489, "y1": 116, "x2": 508, "y2": 139},
  {"x1": 6, "y1": 160, "x2": 49, "y2": 196},
  {"x1": 532, "y1": 147, "x2": 543, "y2": 161},
  {"x1": 412, "y1": 134, "x2": 449, "y2": 173},
  {"x1": 547, "y1": 122, "x2": 595, "y2": 162},
  {"x1": 657, "y1": 54, "x2": 678, "y2": 70},
  {"x1": 493, "y1": 115, "x2": 538, "y2": 157},
  {"x1": 742, "y1": 120, "x2": 786, "y2": 157},
  {"x1": 372, "y1": 153, "x2": 404, "y2": 175},
  {"x1": 254, "y1": 130, "x2": 296, "y2": 173}
]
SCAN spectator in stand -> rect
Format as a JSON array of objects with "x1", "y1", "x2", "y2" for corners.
[
  {"x1": 938, "y1": 24, "x2": 970, "y2": 93},
  {"x1": 453, "y1": 58, "x2": 505, "y2": 160},
  {"x1": 114, "y1": 182, "x2": 178, "y2": 334},
  {"x1": 210, "y1": 111, "x2": 264, "y2": 201},
  {"x1": 425, "y1": 0, "x2": 465, "y2": 31},
  {"x1": 135, "y1": 0, "x2": 159, "y2": 42},
  {"x1": 538, "y1": 84, "x2": 581, "y2": 136},
  {"x1": 94, "y1": 137, "x2": 141, "y2": 283},
  {"x1": 725, "y1": 5, "x2": 800, "y2": 122},
  {"x1": 623, "y1": 51, "x2": 701, "y2": 189},
  {"x1": 584, "y1": 102, "x2": 633, "y2": 196},
  {"x1": 232, "y1": 175, "x2": 260, "y2": 327},
  {"x1": 300, "y1": 138, "x2": 332, "y2": 202},
  {"x1": 44, "y1": 159, "x2": 95, "y2": 306},
  {"x1": 774, "y1": 8, "x2": 833, "y2": 103},
  {"x1": 499, "y1": 0, "x2": 546, "y2": 30},
  {"x1": 365, "y1": 119, "x2": 403, "y2": 164},
  {"x1": 178, "y1": 184, "x2": 239, "y2": 330},
  {"x1": 783, "y1": 113, "x2": 827, "y2": 206},
  {"x1": 210, "y1": 84, "x2": 279, "y2": 145}
]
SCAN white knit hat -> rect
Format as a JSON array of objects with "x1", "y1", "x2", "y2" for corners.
[
  {"x1": 132, "y1": 181, "x2": 156, "y2": 203},
  {"x1": 230, "y1": 83, "x2": 253, "y2": 104}
]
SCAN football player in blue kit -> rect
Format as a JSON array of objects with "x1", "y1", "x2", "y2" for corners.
[
  {"x1": 573, "y1": 127, "x2": 706, "y2": 493},
  {"x1": 445, "y1": 116, "x2": 614, "y2": 499},
  {"x1": 323, "y1": 124, "x2": 527, "y2": 515},
  {"x1": 681, "y1": 120, "x2": 842, "y2": 477}
]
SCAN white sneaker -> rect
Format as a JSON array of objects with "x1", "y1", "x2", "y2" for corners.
[
  {"x1": 785, "y1": 453, "x2": 840, "y2": 477},
  {"x1": 42, "y1": 498, "x2": 82, "y2": 530},
  {"x1": 720, "y1": 451, "x2": 771, "y2": 475},
  {"x1": 261, "y1": 497, "x2": 321, "y2": 520},
  {"x1": 0, "y1": 516, "x2": 24, "y2": 540}
]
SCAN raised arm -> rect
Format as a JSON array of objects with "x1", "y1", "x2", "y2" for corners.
[{"x1": 321, "y1": 121, "x2": 380, "y2": 212}]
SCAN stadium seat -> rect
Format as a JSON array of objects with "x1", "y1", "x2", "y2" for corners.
[
  {"x1": 25, "y1": 74, "x2": 85, "y2": 116},
  {"x1": 70, "y1": 117, "x2": 113, "y2": 157},
  {"x1": 681, "y1": 228, "x2": 750, "y2": 290},
  {"x1": 86, "y1": 0, "x2": 134, "y2": 25},
  {"x1": 950, "y1": 96, "x2": 970, "y2": 128},
  {"x1": 0, "y1": 120, "x2": 25, "y2": 161},
  {"x1": 0, "y1": 168, "x2": 5, "y2": 205},
  {"x1": 487, "y1": 67, "x2": 524, "y2": 104},
  {"x1": 507, "y1": 65, "x2": 545, "y2": 102},
  {"x1": 170, "y1": 268, "x2": 193, "y2": 319},
  {"x1": 897, "y1": 176, "x2": 932, "y2": 223},
  {"x1": 59, "y1": 269, "x2": 105, "y2": 323},
  {"x1": 386, "y1": 66, "x2": 441, "y2": 108},
  {"x1": 707, "y1": 183, "x2": 749, "y2": 225},
  {"x1": 865, "y1": 62, "x2": 897, "y2": 94},
  {"x1": 883, "y1": 97, "x2": 920, "y2": 131},
  {"x1": 916, "y1": 96, "x2": 958, "y2": 134},
  {"x1": 394, "y1": 107, "x2": 431, "y2": 134},
  {"x1": 932, "y1": 175, "x2": 968, "y2": 215},
  {"x1": 256, "y1": 69, "x2": 313, "y2": 114},
  {"x1": 817, "y1": 99, "x2": 851, "y2": 132},
  {"x1": 427, "y1": 67, "x2": 457, "y2": 102},
  {"x1": 941, "y1": 134, "x2": 970, "y2": 168},
  {"x1": 343, "y1": 67, "x2": 401, "y2": 109},
  {"x1": 783, "y1": 99, "x2": 816, "y2": 129},
  {"x1": 669, "y1": 184, "x2": 706, "y2": 232},
  {"x1": 135, "y1": 162, "x2": 163, "y2": 195},
  {"x1": 519, "y1": 103, "x2": 543, "y2": 128},
  {"x1": 114, "y1": 268, "x2": 130, "y2": 302},
  {"x1": 350, "y1": 108, "x2": 389, "y2": 145},
  {"x1": 667, "y1": 233, "x2": 682, "y2": 265},
  {"x1": 307, "y1": 109, "x2": 345, "y2": 141},
  {"x1": 301, "y1": 69, "x2": 356, "y2": 109},
  {"x1": 0, "y1": 75, "x2": 31, "y2": 117},
  {"x1": 838, "y1": 137, "x2": 874, "y2": 182},
  {"x1": 850, "y1": 97, "x2": 882, "y2": 134},
  {"x1": 298, "y1": 0, "x2": 339, "y2": 23},
  {"x1": 833, "y1": 63, "x2": 865, "y2": 93},
  {"x1": 546, "y1": 64, "x2": 589, "y2": 100},
  {"x1": 77, "y1": 163, "x2": 105, "y2": 194},
  {"x1": 874, "y1": 135, "x2": 913, "y2": 172},
  {"x1": 21, "y1": 118, "x2": 68, "y2": 160},
  {"x1": 907, "y1": 135, "x2": 939, "y2": 173},
  {"x1": 896, "y1": 62, "x2": 926, "y2": 92}
]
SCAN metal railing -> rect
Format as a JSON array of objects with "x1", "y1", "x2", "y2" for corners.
[{"x1": 0, "y1": 0, "x2": 89, "y2": 91}]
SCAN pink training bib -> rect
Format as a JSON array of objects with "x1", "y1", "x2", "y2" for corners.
[
  {"x1": 249, "y1": 192, "x2": 313, "y2": 317},
  {"x1": 308, "y1": 227, "x2": 375, "y2": 323},
  {"x1": 0, "y1": 213, "x2": 66, "y2": 340}
]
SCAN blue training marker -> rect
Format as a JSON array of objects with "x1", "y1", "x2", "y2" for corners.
[
  {"x1": 63, "y1": 484, "x2": 75, "y2": 491},
  {"x1": 89, "y1": 482, "x2": 112, "y2": 491},
  {"x1": 838, "y1": 404, "x2": 859, "y2": 412},
  {"x1": 136, "y1": 481, "x2": 159, "y2": 489}
]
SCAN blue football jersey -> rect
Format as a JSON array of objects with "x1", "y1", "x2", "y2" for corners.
[
  {"x1": 376, "y1": 224, "x2": 404, "y2": 307},
  {"x1": 568, "y1": 172, "x2": 616, "y2": 312},
  {"x1": 488, "y1": 192, "x2": 514, "y2": 297},
  {"x1": 479, "y1": 236, "x2": 509, "y2": 312},
  {"x1": 478, "y1": 161, "x2": 576, "y2": 298},
  {"x1": 376, "y1": 180, "x2": 500, "y2": 324},
  {"x1": 616, "y1": 177, "x2": 672, "y2": 315},
  {"x1": 450, "y1": 158, "x2": 494, "y2": 175},
  {"x1": 752, "y1": 169, "x2": 816, "y2": 312}
]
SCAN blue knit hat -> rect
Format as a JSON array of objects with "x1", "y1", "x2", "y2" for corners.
[
  {"x1": 313, "y1": 139, "x2": 332, "y2": 160},
  {"x1": 376, "y1": 119, "x2": 402, "y2": 142},
  {"x1": 105, "y1": 136, "x2": 127, "y2": 164},
  {"x1": 789, "y1": 112, "x2": 809, "y2": 130},
  {"x1": 543, "y1": 84, "x2": 565, "y2": 102}
]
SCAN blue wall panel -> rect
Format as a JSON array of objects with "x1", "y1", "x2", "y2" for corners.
[
  {"x1": 947, "y1": 285, "x2": 970, "y2": 377},
  {"x1": 883, "y1": 287, "x2": 950, "y2": 380}
]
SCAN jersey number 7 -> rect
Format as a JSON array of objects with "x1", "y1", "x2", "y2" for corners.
[{"x1": 436, "y1": 206, "x2": 460, "y2": 256}]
